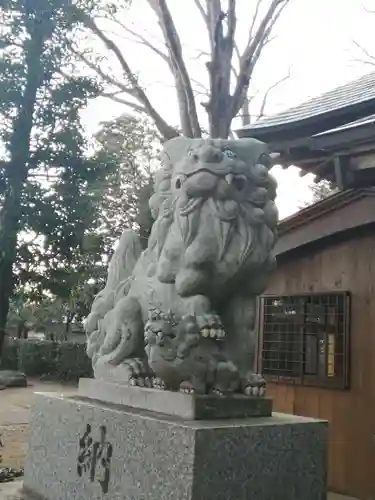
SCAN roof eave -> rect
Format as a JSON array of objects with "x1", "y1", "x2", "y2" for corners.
[
  {"x1": 278, "y1": 188, "x2": 375, "y2": 235},
  {"x1": 236, "y1": 99, "x2": 375, "y2": 142}
]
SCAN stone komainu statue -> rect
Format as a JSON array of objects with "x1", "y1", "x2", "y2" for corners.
[{"x1": 84, "y1": 137, "x2": 278, "y2": 396}]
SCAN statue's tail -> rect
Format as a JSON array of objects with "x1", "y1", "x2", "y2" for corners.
[
  {"x1": 104, "y1": 229, "x2": 142, "y2": 296},
  {"x1": 85, "y1": 229, "x2": 142, "y2": 358}
]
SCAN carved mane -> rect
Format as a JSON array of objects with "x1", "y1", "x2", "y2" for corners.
[{"x1": 146, "y1": 137, "x2": 278, "y2": 288}]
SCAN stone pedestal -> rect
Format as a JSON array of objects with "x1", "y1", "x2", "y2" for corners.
[{"x1": 23, "y1": 386, "x2": 327, "y2": 500}]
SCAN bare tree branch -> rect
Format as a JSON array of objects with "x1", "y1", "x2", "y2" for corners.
[
  {"x1": 101, "y1": 92, "x2": 147, "y2": 112},
  {"x1": 248, "y1": 0, "x2": 265, "y2": 42},
  {"x1": 73, "y1": 9, "x2": 179, "y2": 140},
  {"x1": 231, "y1": 64, "x2": 238, "y2": 80},
  {"x1": 193, "y1": 0, "x2": 208, "y2": 24},
  {"x1": 102, "y1": 14, "x2": 197, "y2": 138},
  {"x1": 230, "y1": 0, "x2": 290, "y2": 119},
  {"x1": 190, "y1": 77, "x2": 209, "y2": 95},
  {"x1": 191, "y1": 49, "x2": 211, "y2": 60},
  {"x1": 69, "y1": 44, "x2": 137, "y2": 96},
  {"x1": 147, "y1": 0, "x2": 202, "y2": 138},
  {"x1": 352, "y1": 39, "x2": 375, "y2": 66},
  {"x1": 258, "y1": 68, "x2": 291, "y2": 120},
  {"x1": 200, "y1": 0, "x2": 220, "y2": 54},
  {"x1": 239, "y1": 91, "x2": 260, "y2": 126},
  {"x1": 233, "y1": 40, "x2": 241, "y2": 63},
  {"x1": 106, "y1": 19, "x2": 170, "y2": 64}
]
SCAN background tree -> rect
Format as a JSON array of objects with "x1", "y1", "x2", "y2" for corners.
[
  {"x1": 300, "y1": 180, "x2": 338, "y2": 209},
  {"x1": 6, "y1": 113, "x2": 160, "y2": 340},
  {"x1": 72, "y1": 0, "x2": 292, "y2": 140},
  {"x1": 92, "y1": 113, "x2": 160, "y2": 251},
  {"x1": 0, "y1": 0, "x2": 110, "y2": 354},
  {"x1": 309, "y1": 180, "x2": 338, "y2": 204}
]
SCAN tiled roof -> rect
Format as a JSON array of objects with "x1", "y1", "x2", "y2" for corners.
[
  {"x1": 240, "y1": 71, "x2": 375, "y2": 132},
  {"x1": 312, "y1": 113, "x2": 375, "y2": 137}
]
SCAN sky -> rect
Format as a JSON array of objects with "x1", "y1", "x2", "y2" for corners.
[{"x1": 81, "y1": 0, "x2": 375, "y2": 219}]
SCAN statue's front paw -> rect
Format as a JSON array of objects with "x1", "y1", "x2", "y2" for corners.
[
  {"x1": 125, "y1": 358, "x2": 153, "y2": 387},
  {"x1": 196, "y1": 313, "x2": 225, "y2": 340},
  {"x1": 241, "y1": 372, "x2": 266, "y2": 397},
  {"x1": 211, "y1": 360, "x2": 240, "y2": 395}
]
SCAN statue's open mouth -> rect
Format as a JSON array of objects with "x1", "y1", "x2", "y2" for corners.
[{"x1": 178, "y1": 196, "x2": 239, "y2": 221}]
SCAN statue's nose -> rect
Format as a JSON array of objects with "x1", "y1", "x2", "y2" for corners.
[
  {"x1": 185, "y1": 171, "x2": 218, "y2": 197},
  {"x1": 198, "y1": 145, "x2": 223, "y2": 163}
]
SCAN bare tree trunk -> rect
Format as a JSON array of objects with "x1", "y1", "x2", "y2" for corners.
[
  {"x1": 204, "y1": 0, "x2": 236, "y2": 138},
  {"x1": 147, "y1": 0, "x2": 202, "y2": 137},
  {"x1": 241, "y1": 96, "x2": 251, "y2": 126},
  {"x1": 0, "y1": 23, "x2": 45, "y2": 357}
]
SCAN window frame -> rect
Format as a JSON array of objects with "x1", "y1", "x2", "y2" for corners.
[{"x1": 256, "y1": 291, "x2": 351, "y2": 390}]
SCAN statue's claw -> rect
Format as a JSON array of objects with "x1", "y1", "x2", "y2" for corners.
[
  {"x1": 210, "y1": 388, "x2": 224, "y2": 396},
  {"x1": 124, "y1": 358, "x2": 153, "y2": 387},
  {"x1": 241, "y1": 372, "x2": 267, "y2": 397},
  {"x1": 152, "y1": 377, "x2": 166, "y2": 390},
  {"x1": 179, "y1": 381, "x2": 195, "y2": 394},
  {"x1": 196, "y1": 313, "x2": 225, "y2": 340}
]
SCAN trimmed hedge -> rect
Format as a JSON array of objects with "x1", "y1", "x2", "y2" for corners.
[
  {"x1": 0, "y1": 339, "x2": 18, "y2": 371},
  {"x1": 18, "y1": 339, "x2": 57, "y2": 376},
  {"x1": 0, "y1": 338, "x2": 93, "y2": 382}
]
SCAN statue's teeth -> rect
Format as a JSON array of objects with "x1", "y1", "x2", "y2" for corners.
[
  {"x1": 210, "y1": 329, "x2": 216, "y2": 338},
  {"x1": 201, "y1": 329, "x2": 210, "y2": 338}
]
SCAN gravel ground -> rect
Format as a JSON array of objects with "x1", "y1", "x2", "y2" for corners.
[
  {"x1": 0, "y1": 481, "x2": 360, "y2": 500},
  {"x1": 0, "y1": 380, "x2": 76, "y2": 486}
]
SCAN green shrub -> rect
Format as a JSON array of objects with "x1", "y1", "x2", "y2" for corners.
[
  {"x1": 0, "y1": 338, "x2": 19, "y2": 370},
  {"x1": 1, "y1": 338, "x2": 92, "y2": 382},
  {"x1": 18, "y1": 339, "x2": 57, "y2": 376},
  {"x1": 53, "y1": 342, "x2": 93, "y2": 382}
]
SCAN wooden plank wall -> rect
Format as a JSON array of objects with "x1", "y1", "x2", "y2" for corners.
[{"x1": 264, "y1": 232, "x2": 375, "y2": 499}]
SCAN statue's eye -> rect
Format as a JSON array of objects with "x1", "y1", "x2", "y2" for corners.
[
  {"x1": 225, "y1": 174, "x2": 247, "y2": 192},
  {"x1": 174, "y1": 174, "x2": 186, "y2": 189},
  {"x1": 223, "y1": 149, "x2": 236, "y2": 159},
  {"x1": 257, "y1": 153, "x2": 272, "y2": 168},
  {"x1": 188, "y1": 149, "x2": 198, "y2": 160}
]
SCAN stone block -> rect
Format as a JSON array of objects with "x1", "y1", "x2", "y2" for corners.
[
  {"x1": 0, "y1": 371, "x2": 27, "y2": 389},
  {"x1": 78, "y1": 378, "x2": 272, "y2": 420},
  {"x1": 23, "y1": 392, "x2": 327, "y2": 500}
]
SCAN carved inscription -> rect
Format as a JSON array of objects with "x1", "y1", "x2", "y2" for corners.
[{"x1": 77, "y1": 424, "x2": 113, "y2": 494}]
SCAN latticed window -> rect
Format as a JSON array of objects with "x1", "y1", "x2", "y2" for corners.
[{"x1": 258, "y1": 292, "x2": 351, "y2": 389}]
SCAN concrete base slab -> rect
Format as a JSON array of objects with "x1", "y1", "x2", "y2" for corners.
[{"x1": 23, "y1": 392, "x2": 327, "y2": 500}]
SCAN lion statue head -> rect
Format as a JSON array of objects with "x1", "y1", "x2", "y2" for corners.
[{"x1": 146, "y1": 137, "x2": 278, "y2": 303}]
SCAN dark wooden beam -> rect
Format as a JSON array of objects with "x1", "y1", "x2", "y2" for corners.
[{"x1": 333, "y1": 156, "x2": 344, "y2": 189}]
